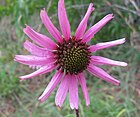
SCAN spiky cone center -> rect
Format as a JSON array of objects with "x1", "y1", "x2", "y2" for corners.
[{"x1": 54, "y1": 36, "x2": 91, "y2": 75}]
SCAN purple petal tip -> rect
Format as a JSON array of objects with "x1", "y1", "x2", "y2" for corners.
[
  {"x1": 89, "y1": 3, "x2": 95, "y2": 11},
  {"x1": 115, "y1": 81, "x2": 120, "y2": 86},
  {"x1": 38, "y1": 98, "x2": 44, "y2": 103},
  {"x1": 40, "y1": 9, "x2": 45, "y2": 13},
  {"x1": 122, "y1": 62, "x2": 128, "y2": 66},
  {"x1": 23, "y1": 26, "x2": 29, "y2": 33}
]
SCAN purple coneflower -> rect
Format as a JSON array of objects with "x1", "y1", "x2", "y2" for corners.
[{"x1": 15, "y1": 0, "x2": 127, "y2": 109}]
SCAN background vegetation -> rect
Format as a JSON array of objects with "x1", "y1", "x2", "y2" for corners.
[{"x1": 0, "y1": 0, "x2": 140, "y2": 117}]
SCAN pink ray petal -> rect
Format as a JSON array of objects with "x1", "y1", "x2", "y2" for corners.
[
  {"x1": 58, "y1": 0, "x2": 71, "y2": 40},
  {"x1": 24, "y1": 40, "x2": 54, "y2": 57},
  {"x1": 23, "y1": 25, "x2": 56, "y2": 49},
  {"x1": 14, "y1": 55, "x2": 55, "y2": 66},
  {"x1": 55, "y1": 74, "x2": 70, "y2": 107},
  {"x1": 91, "y1": 56, "x2": 128, "y2": 66},
  {"x1": 75, "y1": 3, "x2": 94, "y2": 40},
  {"x1": 89, "y1": 38, "x2": 125, "y2": 52},
  {"x1": 87, "y1": 65, "x2": 120, "y2": 86},
  {"x1": 82, "y1": 14, "x2": 114, "y2": 43},
  {"x1": 69, "y1": 75, "x2": 78, "y2": 109},
  {"x1": 40, "y1": 9, "x2": 63, "y2": 42},
  {"x1": 77, "y1": 73, "x2": 90, "y2": 106},
  {"x1": 19, "y1": 64, "x2": 56, "y2": 80},
  {"x1": 39, "y1": 70, "x2": 63, "y2": 102}
]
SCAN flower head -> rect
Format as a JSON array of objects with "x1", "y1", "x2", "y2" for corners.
[{"x1": 14, "y1": 0, "x2": 127, "y2": 109}]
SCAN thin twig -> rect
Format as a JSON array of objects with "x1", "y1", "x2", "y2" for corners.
[
  {"x1": 130, "y1": 0, "x2": 140, "y2": 11},
  {"x1": 112, "y1": 4, "x2": 140, "y2": 16}
]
